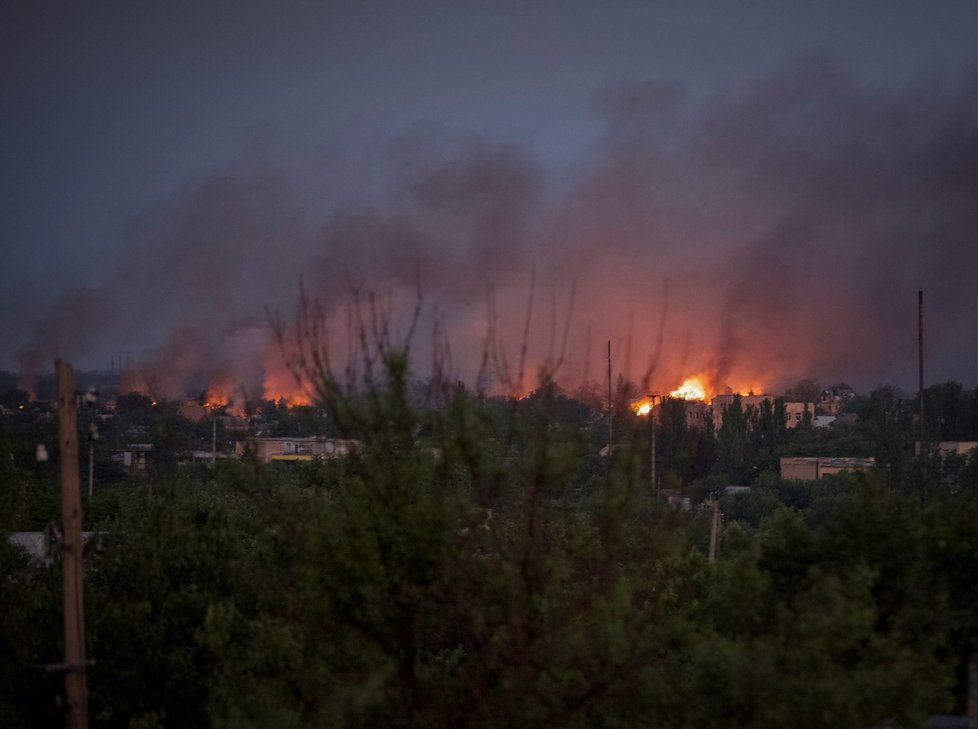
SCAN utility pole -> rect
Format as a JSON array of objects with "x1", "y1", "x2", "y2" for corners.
[
  {"x1": 647, "y1": 394, "x2": 660, "y2": 496},
  {"x1": 87, "y1": 440, "x2": 94, "y2": 500},
  {"x1": 56, "y1": 359, "x2": 89, "y2": 729},
  {"x1": 607, "y1": 340, "x2": 613, "y2": 452},
  {"x1": 918, "y1": 290, "x2": 924, "y2": 450},
  {"x1": 708, "y1": 498, "x2": 721, "y2": 563},
  {"x1": 83, "y1": 390, "x2": 98, "y2": 500}
]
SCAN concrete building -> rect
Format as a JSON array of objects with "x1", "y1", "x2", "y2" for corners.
[
  {"x1": 783, "y1": 401, "x2": 812, "y2": 429},
  {"x1": 712, "y1": 394, "x2": 811, "y2": 430},
  {"x1": 779, "y1": 456, "x2": 875, "y2": 480},
  {"x1": 711, "y1": 393, "x2": 770, "y2": 430},
  {"x1": 235, "y1": 436, "x2": 361, "y2": 463},
  {"x1": 683, "y1": 401, "x2": 711, "y2": 429},
  {"x1": 936, "y1": 441, "x2": 978, "y2": 456},
  {"x1": 113, "y1": 444, "x2": 154, "y2": 476}
]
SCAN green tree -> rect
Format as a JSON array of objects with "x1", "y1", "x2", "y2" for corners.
[{"x1": 715, "y1": 395, "x2": 753, "y2": 484}]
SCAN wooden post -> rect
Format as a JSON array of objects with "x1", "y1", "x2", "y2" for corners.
[
  {"x1": 647, "y1": 394, "x2": 659, "y2": 496},
  {"x1": 968, "y1": 648, "x2": 978, "y2": 729},
  {"x1": 87, "y1": 441, "x2": 94, "y2": 500},
  {"x1": 57, "y1": 359, "x2": 89, "y2": 729},
  {"x1": 607, "y1": 340, "x2": 613, "y2": 452},
  {"x1": 708, "y1": 499, "x2": 720, "y2": 563},
  {"x1": 918, "y1": 289, "x2": 924, "y2": 448}
]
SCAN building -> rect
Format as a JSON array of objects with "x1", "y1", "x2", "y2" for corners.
[
  {"x1": 915, "y1": 441, "x2": 978, "y2": 457},
  {"x1": 712, "y1": 394, "x2": 811, "y2": 430},
  {"x1": 783, "y1": 401, "x2": 812, "y2": 429},
  {"x1": 683, "y1": 401, "x2": 711, "y2": 429},
  {"x1": 711, "y1": 393, "x2": 770, "y2": 430},
  {"x1": 818, "y1": 384, "x2": 856, "y2": 415},
  {"x1": 113, "y1": 444, "x2": 154, "y2": 476},
  {"x1": 235, "y1": 436, "x2": 361, "y2": 463},
  {"x1": 779, "y1": 456, "x2": 875, "y2": 480},
  {"x1": 937, "y1": 441, "x2": 978, "y2": 456}
]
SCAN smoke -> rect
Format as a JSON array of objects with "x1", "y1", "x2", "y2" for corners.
[{"x1": 14, "y1": 59, "x2": 978, "y2": 398}]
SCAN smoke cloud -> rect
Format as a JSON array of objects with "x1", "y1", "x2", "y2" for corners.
[{"x1": 15, "y1": 59, "x2": 978, "y2": 399}]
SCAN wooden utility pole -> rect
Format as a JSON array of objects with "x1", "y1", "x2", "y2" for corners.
[
  {"x1": 918, "y1": 290, "x2": 925, "y2": 449},
  {"x1": 708, "y1": 499, "x2": 721, "y2": 563},
  {"x1": 56, "y1": 359, "x2": 89, "y2": 729},
  {"x1": 87, "y1": 441, "x2": 94, "y2": 500},
  {"x1": 967, "y1": 649, "x2": 978, "y2": 729},
  {"x1": 647, "y1": 394, "x2": 660, "y2": 496},
  {"x1": 607, "y1": 340, "x2": 613, "y2": 451}
]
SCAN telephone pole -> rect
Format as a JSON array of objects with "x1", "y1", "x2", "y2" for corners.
[
  {"x1": 918, "y1": 290, "x2": 924, "y2": 449},
  {"x1": 56, "y1": 359, "x2": 89, "y2": 729},
  {"x1": 708, "y1": 498, "x2": 721, "y2": 563},
  {"x1": 607, "y1": 340, "x2": 613, "y2": 452},
  {"x1": 647, "y1": 394, "x2": 660, "y2": 496}
]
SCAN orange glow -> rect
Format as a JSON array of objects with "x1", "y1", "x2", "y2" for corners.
[
  {"x1": 662, "y1": 371, "x2": 767, "y2": 403},
  {"x1": 669, "y1": 377, "x2": 708, "y2": 401},
  {"x1": 262, "y1": 368, "x2": 313, "y2": 406},
  {"x1": 631, "y1": 398, "x2": 655, "y2": 416},
  {"x1": 203, "y1": 389, "x2": 231, "y2": 410}
]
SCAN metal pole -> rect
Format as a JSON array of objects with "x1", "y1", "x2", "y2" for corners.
[
  {"x1": 918, "y1": 289, "x2": 924, "y2": 448},
  {"x1": 87, "y1": 442, "x2": 93, "y2": 499},
  {"x1": 708, "y1": 499, "x2": 720, "y2": 562},
  {"x1": 607, "y1": 340, "x2": 613, "y2": 451},
  {"x1": 648, "y1": 394, "x2": 659, "y2": 496},
  {"x1": 56, "y1": 359, "x2": 89, "y2": 729}
]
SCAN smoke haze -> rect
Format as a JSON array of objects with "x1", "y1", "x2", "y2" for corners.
[{"x1": 12, "y1": 60, "x2": 978, "y2": 398}]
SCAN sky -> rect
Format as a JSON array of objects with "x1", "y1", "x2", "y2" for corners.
[{"x1": 3, "y1": 0, "x2": 978, "y2": 399}]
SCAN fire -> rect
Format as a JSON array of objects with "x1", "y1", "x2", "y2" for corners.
[
  {"x1": 262, "y1": 368, "x2": 312, "y2": 406},
  {"x1": 669, "y1": 377, "x2": 707, "y2": 401},
  {"x1": 665, "y1": 371, "x2": 767, "y2": 402},
  {"x1": 204, "y1": 386, "x2": 232, "y2": 410},
  {"x1": 633, "y1": 399, "x2": 654, "y2": 416}
]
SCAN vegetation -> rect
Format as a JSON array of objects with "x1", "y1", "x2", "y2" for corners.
[{"x1": 2, "y1": 356, "x2": 978, "y2": 726}]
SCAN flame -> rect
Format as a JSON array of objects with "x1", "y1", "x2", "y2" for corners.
[
  {"x1": 631, "y1": 398, "x2": 655, "y2": 415},
  {"x1": 663, "y1": 372, "x2": 767, "y2": 403},
  {"x1": 669, "y1": 377, "x2": 708, "y2": 401},
  {"x1": 203, "y1": 388, "x2": 231, "y2": 409},
  {"x1": 262, "y1": 368, "x2": 312, "y2": 406}
]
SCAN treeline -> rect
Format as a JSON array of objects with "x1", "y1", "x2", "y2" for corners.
[{"x1": 1, "y1": 360, "x2": 978, "y2": 726}]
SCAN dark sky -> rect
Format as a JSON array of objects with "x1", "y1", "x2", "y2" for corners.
[{"x1": 3, "y1": 1, "x2": 978, "y2": 397}]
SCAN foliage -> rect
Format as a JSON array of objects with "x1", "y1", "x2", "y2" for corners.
[{"x1": 2, "y1": 351, "x2": 978, "y2": 724}]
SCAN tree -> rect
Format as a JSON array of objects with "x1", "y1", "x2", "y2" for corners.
[{"x1": 715, "y1": 396, "x2": 753, "y2": 484}]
